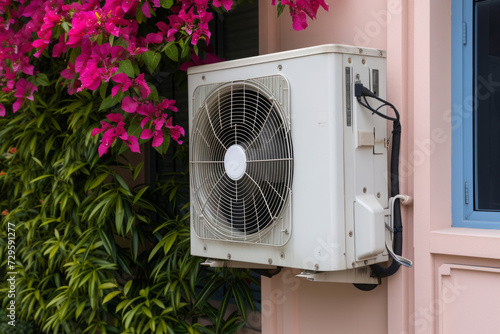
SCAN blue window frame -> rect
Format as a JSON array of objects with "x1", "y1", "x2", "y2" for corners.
[{"x1": 452, "y1": 0, "x2": 500, "y2": 228}]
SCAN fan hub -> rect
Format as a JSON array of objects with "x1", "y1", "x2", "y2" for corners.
[{"x1": 224, "y1": 144, "x2": 247, "y2": 181}]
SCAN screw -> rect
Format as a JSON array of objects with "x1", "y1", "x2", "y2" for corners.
[
  {"x1": 277, "y1": 64, "x2": 282, "y2": 71},
  {"x1": 359, "y1": 48, "x2": 363, "y2": 54},
  {"x1": 268, "y1": 258, "x2": 273, "y2": 264},
  {"x1": 227, "y1": 253, "x2": 231, "y2": 260},
  {"x1": 314, "y1": 264, "x2": 319, "y2": 271},
  {"x1": 348, "y1": 57, "x2": 352, "y2": 64},
  {"x1": 363, "y1": 187, "x2": 367, "y2": 193},
  {"x1": 362, "y1": 58, "x2": 366, "y2": 65},
  {"x1": 280, "y1": 252, "x2": 285, "y2": 259},
  {"x1": 201, "y1": 75, "x2": 206, "y2": 80},
  {"x1": 377, "y1": 192, "x2": 381, "y2": 198},
  {"x1": 349, "y1": 231, "x2": 353, "y2": 237},
  {"x1": 203, "y1": 245, "x2": 207, "y2": 252}
]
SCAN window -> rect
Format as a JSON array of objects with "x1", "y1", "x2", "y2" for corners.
[{"x1": 452, "y1": 0, "x2": 500, "y2": 228}]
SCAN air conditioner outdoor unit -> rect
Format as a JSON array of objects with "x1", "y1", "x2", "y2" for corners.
[{"x1": 188, "y1": 44, "x2": 396, "y2": 283}]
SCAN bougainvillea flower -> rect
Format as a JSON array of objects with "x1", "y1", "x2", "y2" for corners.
[
  {"x1": 0, "y1": 103, "x2": 5, "y2": 117},
  {"x1": 96, "y1": 117, "x2": 140, "y2": 156},
  {"x1": 213, "y1": 0, "x2": 233, "y2": 11},
  {"x1": 180, "y1": 50, "x2": 224, "y2": 71},
  {"x1": 91, "y1": 120, "x2": 113, "y2": 136},
  {"x1": 166, "y1": 117, "x2": 185, "y2": 144},
  {"x1": 122, "y1": 96, "x2": 139, "y2": 113},
  {"x1": 13, "y1": 78, "x2": 37, "y2": 112},
  {"x1": 135, "y1": 73, "x2": 151, "y2": 99},
  {"x1": 192, "y1": 11, "x2": 212, "y2": 45},
  {"x1": 61, "y1": 62, "x2": 76, "y2": 80},
  {"x1": 145, "y1": 32, "x2": 163, "y2": 44},
  {"x1": 111, "y1": 73, "x2": 133, "y2": 96},
  {"x1": 140, "y1": 115, "x2": 166, "y2": 147}
]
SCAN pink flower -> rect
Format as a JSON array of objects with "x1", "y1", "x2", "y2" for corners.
[
  {"x1": 145, "y1": 33, "x2": 163, "y2": 44},
  {"x1": 13, "y1": 79, "x2": 37, "y2": 113},
  {"x1": 0, "y1": 103, "x2": 5, "y2": 117},
  {"x1": 61, "y1": 62, "x2": 76, "y2": 80},
  {"x1": 91, "y1": 119, "x2": 113, "y2": 136},
  {"x1": 180, "y1": 50, "x2": 223, "y2": 71},
  {"x1": 111, "y1": 73, "x2": 133, "y2": 96},
  {"x1": 135, "y1": 73, "x2": 151, "y2": 99},
  {"x1": 212, "y1": 0, "x2": 233, "y2": 11},
  {"x1": 122, "y1": 96, "x2": 139, "y2": 113},
  {"x1": 94, "y1": 113, "x2": 141, "y2": 156},
  {"x1": 279, "y1": 0, "x2": 329, "y2": 31},
  {"x1": 166, "y1": 117, "x2": 185, "y2": 144},
  {"x1": 140, "y1": 115, "x2": 166, "y2": 147}
]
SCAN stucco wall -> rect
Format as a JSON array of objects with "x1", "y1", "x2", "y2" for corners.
[{"x1": 257, "y1": 0, "x2": 500, "y2": 333}]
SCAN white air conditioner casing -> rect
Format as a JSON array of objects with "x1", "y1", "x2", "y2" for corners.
[{"x1": 188, "y1": 44, "x2": 390, "y2": 273}]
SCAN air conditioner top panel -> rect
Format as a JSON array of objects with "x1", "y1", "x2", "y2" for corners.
[{"x1": 187, "y1": 44, "x2": 386, "y2": 75}]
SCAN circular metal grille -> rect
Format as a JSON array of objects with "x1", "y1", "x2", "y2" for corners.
[{"x1": 191, "y1": 80, "x2": 293, "y2": 241}]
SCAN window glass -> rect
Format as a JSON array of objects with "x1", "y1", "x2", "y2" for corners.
[{"x1": 474, "y1": 0, "x2": 500, "y2": 210}]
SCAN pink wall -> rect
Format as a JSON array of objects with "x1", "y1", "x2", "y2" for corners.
[{"x1": 258, "y1": 0, "x2": 500, "y2": 333}]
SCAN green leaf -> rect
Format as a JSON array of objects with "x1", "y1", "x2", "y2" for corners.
[
  {"x1": 29, "y1": 174, "x2": 53, "y2": 184},
  {"x1": 143, "y1": 51, "x2": 162, "y2": 74},
  {"x1": 61, "y1": 21, "x2": 71, "y2": 33},
  {"x1": 100, "y1": 81, "x2": 109, "y2": 99},
  {"x1": 115, "y1": 196, "x2": 124, "y2": 234},
  {"x1": 154, "y1": 135, "x2": 170, "y2": 155},
  {"x1": 162, "y1": 42, "x2": 179, "y2": 61},
  {"x1": 277, "y1": 1, "x2": 286, "y2": 17},
  {"x1": 141, "y1": 306, "x2": 153, "y2": 319},
  {"x1": 87, "y1": 173, "x2": 110, "y2": 191},
  {"x1": 124, "y1": 280, "x2": 133, "y2": 296},
  {"x1": 103, "y1": 290, "x2": 121, "y2": 304},
  {"x1": 36, "y1": 73, "x2": 50, "y2": 86},
  {"x1": 119, "y1": 59, "x2": 135, "y2": 78},
  {"x1": 133, "y1": 186, "x2": 149, "y2": 205},
  {"x1": 115, "y1": 174, "x2": 131, "y2": 195},
  {"x1": 99, "y1": 282, "x2": 118, "y2": 290},
  {"x1": 133, "y1": 162, "x2": 144, "y2": 181},
  {"x1": 75, "y1": 301, "x2": 86, "y2": 319},
  {"x1": 180, "y1": 42, "x2": 190, "y2": 59},
  {"x1": 160, "y1": 0, "x2": 173, "y2": 8},
  {"x1": 99, "y1": 94, "x2": 120, "y2": 111}
]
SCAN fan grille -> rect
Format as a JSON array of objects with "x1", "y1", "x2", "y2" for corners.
[{"x1": 191, "y1": 77, "x2": 293, "y2": 245}]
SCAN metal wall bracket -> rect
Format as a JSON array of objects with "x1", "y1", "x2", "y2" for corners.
[
  {"x1": 296, "y1": 267, "x2": 380, "y2": 284},
  {"x1": 201, "y1": 258, "x2": 278, "y2": 269}
]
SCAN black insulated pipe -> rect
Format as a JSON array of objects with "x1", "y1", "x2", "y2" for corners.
[{"x1": 369, "y1": 120, "x2": 402, "y2": 278}]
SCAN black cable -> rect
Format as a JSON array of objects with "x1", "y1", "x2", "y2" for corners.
[{"x1": 353, "y1": 83, "x2": 404, "y2": 287}]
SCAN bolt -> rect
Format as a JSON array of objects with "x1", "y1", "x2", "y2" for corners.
[
  {"x1": 280, "y1": 252, "x2": 285, "y2": 259},
  {"x1": 201, "y1": 75, "x2": 206, "y2": 80},
  {"x1": 363, "y1": 187, "x2": 367, "y2": 193},
  {"x1": 377, "y1": 192, "x2": 381, "y2": 198},
  {"x1": 268, "y1": 258, "x2": 273, "y2": 264},
  {"x1": 362, "y1": 58, "x2": 366, "y2": 65},
  {"x1": 203, "y1": 245, "x2": 207, "y2": 252},
  {"x1": 349, "y1": 231, "x2": 353, "y2": 237},
  {"x1": 277, "y1": 64, "x2": 282, "y2": 71},
  {"x1": 227, "y1": 253, "x2": 231, "y2": 260}
]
